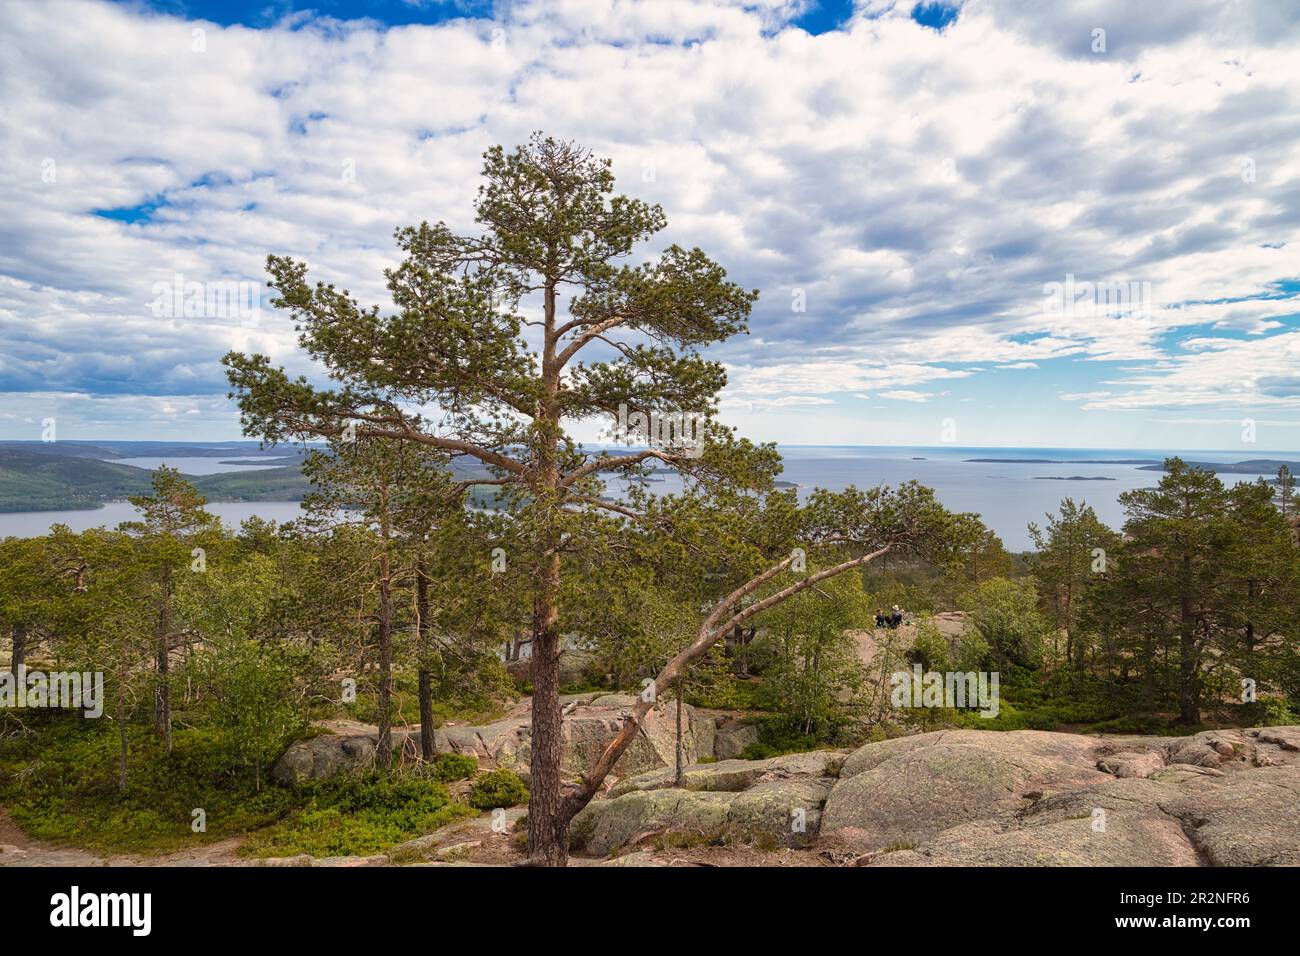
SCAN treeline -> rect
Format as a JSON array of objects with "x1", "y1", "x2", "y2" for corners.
[
  {"x1": 0, "y1": 462, "x2": 515, "y2": 791},
  {"x1": 764, "y1": 460, "x2": 1300, "y2": 742},
  {"x1": 1025, "y1": 461, "x2": 1300, "y2": 727},
  {"x1": 1, "y1": 456, "x2": 1297, "y2": 855}
]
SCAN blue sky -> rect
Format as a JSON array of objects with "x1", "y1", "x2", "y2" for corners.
[{"x1": 3, "y1": 0, "x2": 1300, "y2": 450}]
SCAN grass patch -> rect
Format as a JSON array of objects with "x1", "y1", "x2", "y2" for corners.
[
  {"x1": 0, "y1": 714, "x2": 296, "y2": 855},
  {"x1": 241, "y1": 773, "x2": 477, "y2": 858}
]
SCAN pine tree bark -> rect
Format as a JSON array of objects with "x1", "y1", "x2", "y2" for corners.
[
  {"x1": 1177, "y1": 553, "x2": 1200, "y2": 724},
  {"x1": 416, "y1": 562, "x2": 435, "y2": 761},
  {"x1": 376, "y1": 563, "x2": 394, "y2": 772},
  {"x1": 10, "y1": 623, "x2": 26, "y2": 675},
  {"x1": 117, "y1": 660, "x2": 129, "y2": 791},
  {"x1": 526, "y1": 551, "x2": 567, "y2": 865},
  {"x1": 154, "y1": 596, "x2": 172, "y2": 754},
  {"x1": 525, "y1": 272, "x2": 571, "y2": 865}
]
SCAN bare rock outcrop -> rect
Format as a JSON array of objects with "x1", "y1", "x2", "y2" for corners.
[
  {"x1": 569, "y1": 725, "x2": 1300, "y2": 866},
  {"x1": 271, "y1": 693, "x2": 713, "y2": 785},
  {"x1": 829, "y1": 725, "x2": 1300, "y2": 867},
  {"x1": 822, "y1": 729, "x2": 1112, "y2": 851},
  {"x1": 571, "y1": 751, "x2": 843, "y2": 856}
]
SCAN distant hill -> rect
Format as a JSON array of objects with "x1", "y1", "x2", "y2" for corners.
[
  {"x1": 0, "y1": 442, "x2": 502, "y2": 513},
  {"x1": 0, "y1": 440, "x2": 299, "y2": 460},
  {"x1": 1134, "y1": 459, "x2": 1300, "y2": 475},
  {"x1": 0, "y1": 449, "x2": 155, "y2": 511},
  {"x1": 0, "y1": 448, "x2": 312, "y2": 512},
  {"x1": 192, "y1": 467, "x2": 313, "y2": 502}
]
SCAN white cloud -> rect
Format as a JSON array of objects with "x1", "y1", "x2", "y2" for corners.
[
  {"x1": 878, "y1": 390, "x2": 933, "y2": 402},
  {"x1": 0, "y1": 0, "x2": 1297, "y2": 447}
]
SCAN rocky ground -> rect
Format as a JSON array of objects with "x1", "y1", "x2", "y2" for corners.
[
  {"x1": 270, "y1": 691, "x2": 728, "y2": 786},
  {"x1": 6, "y1": 722, "x2": 1298, "y2": 867},
  {"x1": 569, "y1": 724, "x2": 1300, "y2": 867}
]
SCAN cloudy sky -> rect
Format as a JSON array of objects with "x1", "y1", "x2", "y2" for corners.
[{"x1": 2, "y1": 0, "x2": 1299, "y2": 450}]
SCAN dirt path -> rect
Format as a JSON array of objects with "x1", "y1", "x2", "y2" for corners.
[
  {"x1": 0, "y1": 806, "x2": 247, "y2": 867},
  {"x1": 0, "y1": 806, "x2": 104, "y2": 866}
]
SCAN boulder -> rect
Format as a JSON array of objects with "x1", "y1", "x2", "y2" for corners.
[
  {"x1": 609, "y1": 750, "x2": 843, "y2": 797},
  {"x1": 862, "y1": 813, "x2": 1200, "y2": 867},
  {"x1": 1096, "y1": 751, "x2": 1165, "y2": 779},
  {"x1": 572, "y1": 789, "x2": 735, "y2": 855},
  {"x1": 571, "y1": 752, "x2": 840, "y2": 855},
  {"x1": 505, "y1": 648, "x2": 598, "y2": 687},
  {"x1": 822, "y1": 730, "x2": 1112, "y2": 851},
  {"x1": 272, "y1": 694, "x2": 712, "y2": 785},
  {"x1": 270, "y1": 730, "x2": 416, "y2": 785},
  {"x1": 828, "y1": 725, "x2": 1300, "y2": 867},
  {"x1": 713, "y1": 720, "x2": 760, "y2": 760}
]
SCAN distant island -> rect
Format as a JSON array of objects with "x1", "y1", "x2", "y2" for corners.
[
  {"x1": 1033, "y1": 476, "x2": 1116, "y2": 481},
  {"x1": 969, "y1": 457, "x2": 1300, "y2": 479},
  {"x1": 966, "y1": 458, "x2": 1159, "y2": 465}
]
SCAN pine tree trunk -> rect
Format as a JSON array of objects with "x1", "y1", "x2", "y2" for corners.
[
  {"x1": 527, "y1": 273, "x2": 571, "y2": 866},
  {"x1": 418, "y1": 668, "x2": 434, "y2": 761},
  {"x1": 1244, "y1": 581, "x2": 1256, "y2": 656},
  {"x1": 10, "y1": 623, "x2": 27, "y2": 675},
  {"x1": 154, "y1": 603, "x2": 172, "y2": 754},
  {"x1": 416, "y1": 563, "x2": 435, "y2": 761},
  {"x1": 117, "y1": 671, "x2": 129, "y2": 791},
  {"x1": 1178, "y1": 555, "x2": 1200, "y2": 725},
  {"x1": 376, "y1": 569, "x2": 393, "y2": 772},
  {"x1": 526, "y1": 552, "x2": 567, "y2": 865}
]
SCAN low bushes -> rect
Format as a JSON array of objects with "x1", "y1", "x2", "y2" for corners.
[
  {"x1": 241, "y1": 773, "x2": 476, "y2": 858},
  {"x1": 468, "y1": 768, "x2": 528, "y2": 809}
]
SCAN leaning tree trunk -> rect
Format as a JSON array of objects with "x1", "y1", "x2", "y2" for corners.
[{"x1": 558, "y1": 544, "x2": 895, "y2": 839}]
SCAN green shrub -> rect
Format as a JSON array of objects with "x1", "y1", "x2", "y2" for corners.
[
  {"x1": 736, "y1": 716, "x2": 829, "y2": 760},
  {"x1": 739, "y1": 742, "x2": 779, "y2": 760},
  {"x1": 468, "y1": 769, "x2": 528, "y2": 809},
  {"x1": 427, "y1": 752, "x2": 478, "y2": 782},
  {"x1": 242, "y1": 772, "x2": 476, "y2": 857},
  {"x1": 1242, "y1": 698, "x2": 1298, "y2": 727},
  {"x1": 1081, "y1": 714, "x2": 1187, "y2": 736}
]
